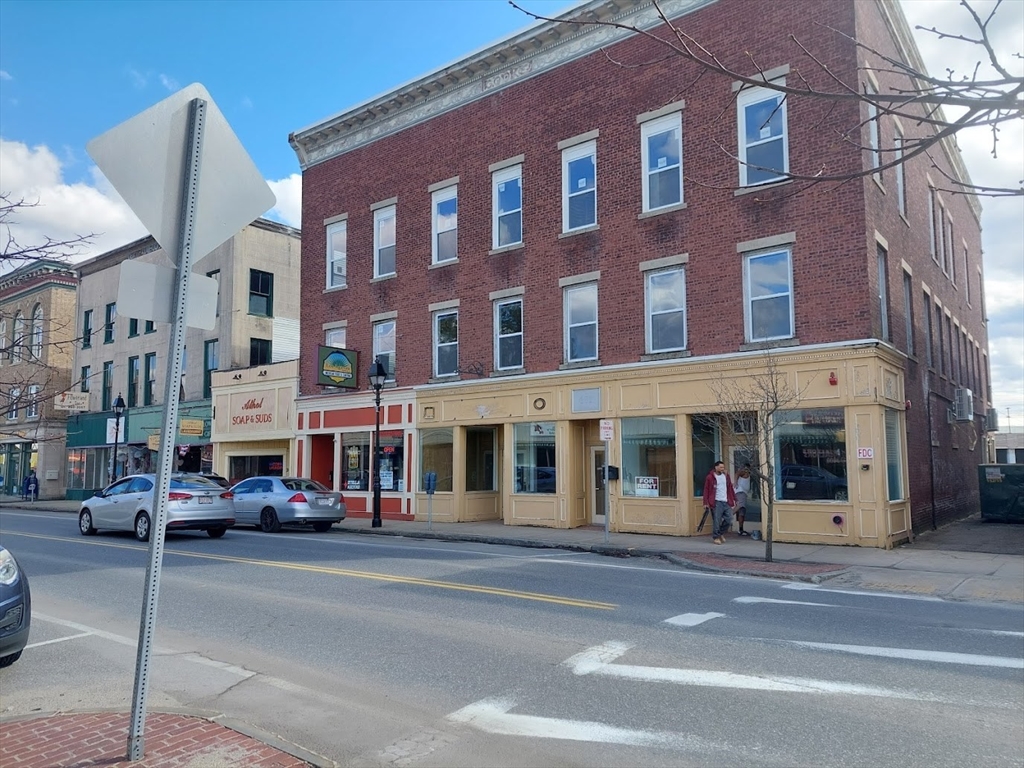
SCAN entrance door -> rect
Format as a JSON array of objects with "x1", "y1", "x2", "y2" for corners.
[
  {"x1": 590, "y1": 446, "x2": 606, "y2": 524},
  {"x1": 729, "y1": 445, "x2": 761, "y2": 523}
]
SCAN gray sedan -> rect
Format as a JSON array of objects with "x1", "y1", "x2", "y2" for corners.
[
  {"x1": 230, "y1": 477, "x2": 346, "y2": 533},
  {"x1": 78, "y1": 474, "x2": 236, "y2": 541}
]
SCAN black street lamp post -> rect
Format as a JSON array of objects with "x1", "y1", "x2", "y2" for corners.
[
  {"x1": 110, "y1": 393, "x2": 126, "y2": 484},
  {"x1": 368, "y1": 357, "x2": 388, "y2": 528}
]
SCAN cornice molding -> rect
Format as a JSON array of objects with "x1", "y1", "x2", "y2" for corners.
[{"x1": 289, "y1": 0, "x2": 715, "y2": 170}]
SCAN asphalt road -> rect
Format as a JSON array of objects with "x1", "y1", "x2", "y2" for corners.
[{"x1": 1, "y1": 507, "x2": 1022, "y2": 767}]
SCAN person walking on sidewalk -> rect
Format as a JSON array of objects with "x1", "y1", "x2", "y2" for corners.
[
  {"x1": 734, "y1": 464, "x2": 751, "y2": 536},
  {"x1": 22, "y1": 470, "x2": 39, "y2": 502},
  {"x1": 702, "y1": 460, "x2": 735, "y2": 545}
]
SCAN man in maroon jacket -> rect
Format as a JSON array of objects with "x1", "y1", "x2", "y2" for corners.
[{"x1": 702, "y1": 461, "x2": 736, "y2": 545}]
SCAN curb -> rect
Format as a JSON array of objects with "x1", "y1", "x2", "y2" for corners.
[
  {"x1": 662, "y1": 553, "x2": 851, "y2": 583},
  {"x1": 0, "y1": 706, "x2": 337, "y2": 768}
]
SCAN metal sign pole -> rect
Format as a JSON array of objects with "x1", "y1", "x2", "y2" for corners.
[
  {"x1": 128, "y1": 97, "x2": 206, "y2": 762},
  {"x1": 603, "y1": 439, "x2": 610, "y2": 544}
]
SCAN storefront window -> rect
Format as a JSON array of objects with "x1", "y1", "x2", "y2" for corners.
[
  {"x1": 514, "y1": 422, "x2": 556, "y2": 494},
  {"x1": 341, "y1": 433, "x2": 370, "y2": 491},
  {"x1": 66, "y1": 449, "x2": 85, "y2": 490},
  {"x1": 621, "y1": 417, "x2": 677, "y2": 497},
  {"x1": 378, "y1": 431, "x2": 405, "y2": 492},
  {"x1": 691, "y1": 415, "x2": 719, "y2": 497},
  {"x1": 774, "y1": 408, "x2": 848, "y2": 501},
  {"x1": 466, "y1": 427, "x2": 496, "y2": 492},
  {"x1": 229, "y1": 455, "x2": 284, "y2": 484},
  {"x1": 884, "y1": 409, "x2": 904, "y2": 501},
  {"x1": 420, "y1": 428, "x2": 453, "y2": 492}
]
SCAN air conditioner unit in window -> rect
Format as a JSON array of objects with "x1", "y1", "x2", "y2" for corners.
[
  {"x1": 953, "y1": 388, "x2": 974, "y2": 422},
  {"x1": 986, "y1": 407, "x2": 1000, "y2": 432},
  {"x1": 332, "y1": 263, "x2": 346, "y2": 280}
]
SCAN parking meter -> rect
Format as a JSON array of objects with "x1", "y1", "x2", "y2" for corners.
[{"x1": 424, "y1": 472, "x2": 437, "y2": 494}]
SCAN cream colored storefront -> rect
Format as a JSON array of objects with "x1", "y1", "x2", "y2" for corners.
[
  {"x1": 210, "y1": 361, "x2": 298, "y2": 484},
  {"x1": 413, "y1": 342, "x2": 911, "y2": 549}
]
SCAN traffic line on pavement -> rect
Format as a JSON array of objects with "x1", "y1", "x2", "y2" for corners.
[
  {"x1": 781, "y1": 583, "x2": 945, "y2": 602},
  {"x1": 8, "y1": 531, "x2": 615, "y2": 610},
  {"x1": 664, "y1": 612, "x2": 725, "y2": 627},
  {"x1": 24, "y1": 631, "x2": 92, "y2": 650},
  {"x1": 33, "y1": 612, "x2": 174, "y2": 653},
  {"x1": 788, "y1": 641, "x2": 1024, "y2": 669},
  {"x1": 563, "y1": 642, "x2": 946, "y2": 701},
  {"x1": 447, "y1": 697, "x2": 730, "y2": 752},
  {"x1": 733, "y1": 596, "x2": 836, "y2": 607}
]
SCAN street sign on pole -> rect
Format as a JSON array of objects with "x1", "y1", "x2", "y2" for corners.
[
  {"x1": 600, "y1": 419, "x2": 614, "y2": 441},
  {"x1": 86, "y1": 85, "x2": 274, "y2": 763}
]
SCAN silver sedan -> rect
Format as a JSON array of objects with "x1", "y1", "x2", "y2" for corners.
[
  {"x1": 78, "y1": 474, "x2": 236, "y2": 541},
  {"x1": 230, "y1": 477, "x2": 346, "y2": 533}
]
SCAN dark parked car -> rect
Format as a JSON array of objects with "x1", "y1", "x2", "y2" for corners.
[
  {"x1": 780, "y1": 464, "x2": 848, "y2": 501},
  {"x1": 0, "y1": 544, "x2": 31, "y2": 668},
  {"x1": 229, "y1": 477, "x2": 346, "y2": 532}
]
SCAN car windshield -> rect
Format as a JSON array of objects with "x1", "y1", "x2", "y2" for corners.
[
  {"x1": 281, "y1": 478, "x2": 329, "y2": 492},
  {"x1": 171, "y1": 475, "x2": 223, "y2": 489}
]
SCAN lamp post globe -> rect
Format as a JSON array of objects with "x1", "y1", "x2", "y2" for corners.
[
  {"x1": 368, "y1": 357, "x2": 388, "y2": 528},
  {"x1": 110, "y1": 393, "x2": 126, "y2": 484}
]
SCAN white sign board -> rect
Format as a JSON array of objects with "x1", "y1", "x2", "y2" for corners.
[
  {"x1": 636, "y1": 476, "x2": 659, "y2": 497},
  {"x1": 600, "y1": 419, "x2": 614, "y2": 441},
  {"x1": 54, "y1": 391, "x2": 90, "y2": 411},
  {"x1": 380, "y1": 470, "x2": 394, "y2": 491},
  {"x1": 106, "y1": 417, "x2": 126, "y2": 445},
  {"x1": 856, "y1": 447, "x2": 874, "y2": 459},
  {"x1": 117, "y1": 260, "x2": 219, "y2": 330}
]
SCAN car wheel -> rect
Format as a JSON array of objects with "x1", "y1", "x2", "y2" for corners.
[
  {"x1": 207, "y1": 526, "x2": 227, "y2": 539},
  {"x1": 0, "y1": 651, "x2": 22, "y2": 668},
  {"x1": 79, "y1": 509, "x2": 97, "y2": 535},
  {"x1": 312, "y1": 521, "x2": 333, "y2": 533},
  {"x1": 834, "y1": 488, "x2": 848, "y2": 501},
  {"x1": 260, "y1": 507, "x2": 281, "y2": 533},
  {"x1": 135, "y1": 512, "x2": 151, "y2": 542}
]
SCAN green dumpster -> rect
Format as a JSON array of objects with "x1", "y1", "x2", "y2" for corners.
[{"x1": 978, "y1": 464, "x2": 1024, "y2": 523}]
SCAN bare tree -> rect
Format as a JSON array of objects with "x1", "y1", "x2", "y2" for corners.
[
  {"x1": 512, "y1": 0, "x2": 1023, "y2": 198},
  {"x1": 1, "y1": 195, "x2": 94, "y2": 272}
]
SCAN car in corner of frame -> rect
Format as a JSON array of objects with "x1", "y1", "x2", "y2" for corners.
[
  {"x1": 228, "y1": 476, "x2": 346, "y2": 533},
  {"x1": 78, "y1": 473, "x2": 236, "y2": 542},
  {"x1": 0, "y1": 544, "x2": 31, "y2": 668}
]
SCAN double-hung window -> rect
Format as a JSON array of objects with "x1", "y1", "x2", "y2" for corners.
[
  {"x1": 104, "y1": 303, "x2": 116, "y2": 343},
  {"x1": 564, "y1": 283, "x2": 598, "y2": 363},
  {"x1": 562, "y1": 141, "x2": 596, "y2": 231},
  {"x1": 31, "y1": 305, "x2": 43, "y2": 358},
  {"x1": 866, "y1": 82, "x2": 881, "y2": 179},
  {"x1": 641, "y1": 113, "x2": 682, "y2": 211},
  {"x1": 877, "y1": 244, "x2": 890, "y2": 342},
  {"x1": 102, "y1": 361, "x2": 113, "y2": 411},
  {"x1": 432, "y1": 187, "x2": 458, "y2": 263},
  {"x1": 495, "y1": 298, "x2": 523, "y2": 370},
  {"x1": 923, "y1": 291, "x2": 933, "y2": 367},
  {"x1": 81, "y1": 365, "x2": 91, "y2": 393},
  {"x1": 902, "y1": 271, "x2": 914, "y2": 356},
  {"x1": 250, "y1": 338, "x2": 272, "y2": 366},
  {"x1": 374, "y1": 205, "x2": 396, "y2": 277},
  {"x1": 249, "y1": 269, "x2": 274, "y2": 316},
  {"x1": 144, "y1": 353, "x2": 157, "y2": 405},
  {"x1": 128, "y1": 318, "x2": 139, "y2": 337},
  {"x1": 127, "y1": 356, "x2": 139, "y2": 407},
  {"x1": 373, "y1": 320, "x2": 396, "y2": 382},
  {"x1": 27, "y1": 384, "x2": 40, "y2": 418},
  {"x1": 203, "y1": 339, "x2": 218, "y2": 398},
  {"x1": 326, "y1": 220, "x2": 347, "y2": 288},
  {"x1": 744, "y1": 248, "x2": 794, "y2": 342},
  {"x1": 737, "y1": 86, "x2": 788, "y2": 186},
  {"x1": 927, "y1": 188, "x2": 938, "y2": 262},
  {"x1": 645, "y1": 267, "x2": 686, "y2": 353},
  {"x1": 433, "y1": 311, "x2": 458, "y2": 378},
  {"x1": 492, "y1": 165, "x2": 523, "y2": 248},
  {"x1": 324, "y1": 327, "x2": 346, "y2": 348},
  {"x1": 7, "y1": 388, "x2": 19, "y2": 420},
  {"x1": 894, "y1": 129, "x2": 906, "y2": 216}
]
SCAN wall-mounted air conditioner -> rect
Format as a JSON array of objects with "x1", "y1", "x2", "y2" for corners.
[
  {"x1": 986, "y1": 408, "x2": 1000, "y2": 432},
  {"x1": 953, "y1": 388, "x2": 974, "y2": 422}
]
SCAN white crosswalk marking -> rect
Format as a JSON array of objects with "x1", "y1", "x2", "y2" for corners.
[
  {"x1": 789, "y1": 641, "x2": 1024, "y2": 669},
  {"x1": 664, "y1": 612, "x2": 724, "y2": 627}
]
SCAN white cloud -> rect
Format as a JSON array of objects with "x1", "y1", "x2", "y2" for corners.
[
  {"x1": 267, "y1": 173, "x2": 301, "y2": 228},
  {"x1": 159, "y1": 74, "x2": 179, "y2": 92},
  {"x1": 125, "y1": 66, "x2": 147, "y2": 89},
  {"x1": 0, "y1": 70, "x2": 12, "y2": 81}
]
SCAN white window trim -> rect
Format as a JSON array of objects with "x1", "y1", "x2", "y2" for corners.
[
  {"x1": 494, "y1": 297, "x2": 524, "y2": 371},
  {"x1": 431, "y1": 185, "x2": 458, "y2": 264},
  {"x1": 326, "y1": 219, "x2": 347, "y2": 289},
  {"x1": 736, "y1": 83, "x2": 789, "y2": 187},
  {"x1": 564, "y1": 282, "x2": 599, "y2": 363},
  {"x1": 324, "y1": 327, "x2": 347, "y2": 349},
  {"x1": 894, "y1": 130, "x2": 906, "y2": 216},
  {"x1": 645, "y1": 266, "x2": 687, "y2": 354},
  {"x1": 640, "y1": 112, "x2": 683, "y2": 212},
  {"x1": 433, "y1": 310, "x2": 459, "y2": 378},
  {"x1": 492, "y1": 164, "x2": 523, "y2": 249},
  {"x1": 373, "y1": 205, "x2": 397, "y2": 278},
  {"x1": 27, "y1": 384, "x2": 40, "y2": 418},
  {"x1": 7, "y1": 388, "x2": 20, "y2": 420},
  {"x1": 372, "y1": 319, "x2": 397, "y2": 382},
  {"x1": 866, "y1": 82, "x2": 881, "y2": 179},
  {"x1": 743, "y1": 248, "x2": 795, "y2": 343},
  {"x1": 927, "y1": 188, "x2": 938, "y2": 263},
  {"x1": 562, "y1": 139, "x2": 597, "y2": 233}
]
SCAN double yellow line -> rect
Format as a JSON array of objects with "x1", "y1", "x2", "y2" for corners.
[{"x1": 5, "y1": 531, "x2": 617, "y2": 610}]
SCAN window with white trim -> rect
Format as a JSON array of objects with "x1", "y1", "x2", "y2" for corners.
[
  {"x1": 947, "y1": 218, "x2": 955, "y2": 285},
  {"x1": 641, "y1": 113, "x2": 682, "y2": 210},
  {"x1": 374, "y1": 205, "x2": 396, "y2": 277},
  {"x1": 877, "y1": 243, "x2": 890, "y2": 342},
  {"x1": 7, "y1": 388, "x2": 19, "y2": 420},
  {"x1": 31, "y1": 304, "x2": 43, "y2": 358},
  {"x1": 562, "y1": 140, "x2": 596, "y2": 231},
  {"x1": 432, "y1": 186, "x2": 458, "y2": 263},
  {"x1": 964, "y1": 248, "x2": 971, "y2": 305},
  {"x1": 902, "y1": 271, "x2": 914, "y2": 356},
  {"x1": 923, "y1": 291, "x2": 933, "y2": 367},
  {"x1": 866, "y1": 82, "x2": 881, "y2": 179},
  {"x1": 373, "y1": 320, "x2": 396, "y2": 382},
  {"x1": 27, "y1": 384, "x2": 40, "y2": 418},
  {"x1": 927, "y1": 188, "x2": 937, "y2": 262},
  {"x1": 645, "y1": 267, "x2": 686, "y2": 353},
  {"x1": 325, "y1": 327, "x2": 346, "y2": 348},
  {"x1": 737, "y1": 85, "x2": 788, "y2": 186},
  {"x1": 433, "y1": 310, "x2": 458, "y2": 378},
  {"x1": 936, "y1": 202, "x2": 947, "y2": 274},
  {"x1": 894, "y1": 131, "x2": 906, "y2": 216},
  {"x1": 744, "y1": 248, "x2": 794, "y2": 342},
  {"x1": 492, "y1": 165, "x2": 522, "y2": 248},
  {"x1": 564, "y1": 283, "x2": 598, "y2": 362},
  {"x1": 494, "y1": 298, "x2": 523, "y2": 370},
  {"x1": 326, "y1": 220, "x2": 347, "y2": 288}
]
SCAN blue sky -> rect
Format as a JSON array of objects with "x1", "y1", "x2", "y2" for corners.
[{"x1": 0, "y1": 0, "x2": 1021, "y2": 428}]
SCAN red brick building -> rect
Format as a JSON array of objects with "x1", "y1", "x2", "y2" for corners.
[{"x1": 288, "y1": 0, "x2": 989, "y2": 545}]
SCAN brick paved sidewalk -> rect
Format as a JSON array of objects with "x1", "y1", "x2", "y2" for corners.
[{"x1": 0, "y1": 711, "x2": 321, "y2": 768}]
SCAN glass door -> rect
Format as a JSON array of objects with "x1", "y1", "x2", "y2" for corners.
[{"x1": 591, "y1": 446, "x2": 606, "y2": 524}]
